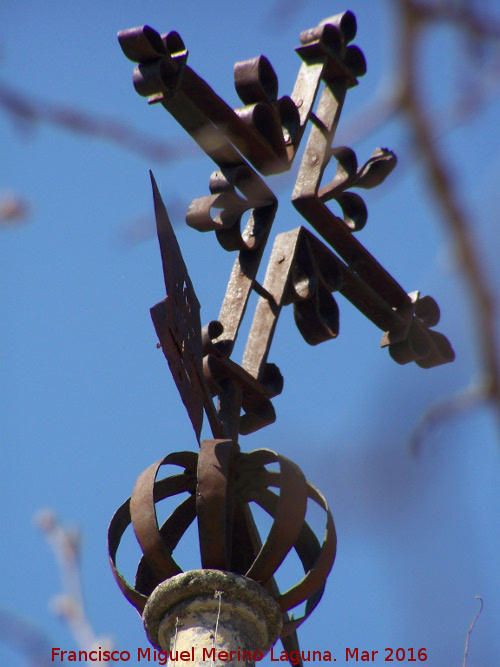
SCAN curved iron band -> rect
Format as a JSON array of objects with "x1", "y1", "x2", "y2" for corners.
[
  {"x1": 234, "y1": 55, "x2": 278, "y2": 106},
  {"x1": 135, "y1": 494, "x2": 197, "y2": 597},
  {"x1": 186, "y1": 192, "x2": 247, "y2": 233},
  {"x1": 296, "y1": 25, "x2": 365, "y2": 88},
  {"x1": 415, "y1": 329, "x2": 455, "y2": 368},
  {"x1": 108, "y1": 496, "x2": 148, "y2": 613},
  {"x1": 108, "y1": 452, "x2": 198, "y2": 612},
  {"x1": 118, "y1": 26, "x2": 186, "y2": 65},
  {"x1": 242, "y1": 485, "x2": 332, "y2": 635},
  {"x1": 196, "y1": 439, "x2": 235, "y2": 570},
  {"x1": 187, "y1": 196, "x2": 276, "y2": 254},
  {"x1": 215, "y1": 201, "x2": 278, "y2": 254},
  {"x1": 110, "y1": 488, "x2": 197, "y2": 612},
  {"x1": 243, "y1": 450, "x2": 308, "y2": 585},
  {"x1": 235, "y1": 102, "x2": 288, "y2": 163},
  {"x1": 118, "y1": 25, "x2": 186, "y2": 68},
  {"x1": 389, "y1": 322, "x2": 455, "y2": 368},
  {"x1": 381, "y1": 294, "x2": 455, "y2": 368},
  {"x1": 241, "y1": 447, "x2": 281, "y2": 468},
  {"x1": 318, "y1": 147, "x2": 397, "y2": 203},
  {"x1": 130, "y1": 452, "x2": 198, "y2": 583},
  {"x1": 332, "y1": 191, "x2": 367, "y2": 232},
  {"x1": 239, "y1": 393, "x2": 277, "y2": 436},
  {"x1": 234, "y1": 88, "x2": 301, "y2": 163},
  {"x1": 187, "y1": 165, "x2": 277, "y2": 253},
  {"x1": 242, "y1": 466, "x2": 336, "y2": 635},
  {"x1": 283, "y1": 229, "x2": 343, "y2": 307},
  {"x1": 277, "y1": 483, "x2": 336, "y2": 633},
  {"x1": 214, "y1": 164, "x2": 278, "y2": 252},
  {"x1": 293, "y1": 285, "x2": 339, "y2": 346}
]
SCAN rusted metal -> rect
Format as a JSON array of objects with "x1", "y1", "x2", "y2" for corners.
[
  {"x1": 242, "y1": 226, "x2": 342, "y2": 380},
  {"x1": 203, "y1": 352, "x2": 280, "y2": 435},
  {"x1": 130, "y1": 9, "x2": 453, "y2": 440},
  {"x1": 109, "y1": 442, "x2": 336, "y2": 646},
  {"x1": 108, "y1": 451, "x2": 198, "y2": 613},
  {"x1": 196, "y1": 439, "x2": 236, "y2": 569},
  {"x1": 111, "y1": 10, "x2": 456, "y2": 659},
  {"x1": 149, "y1": 173, "x2": 210, "y2": 441}
]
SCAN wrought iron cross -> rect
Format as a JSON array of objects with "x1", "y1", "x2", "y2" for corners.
[
  {"x1": 118, "y1": 11, "x2": 454, "y2": 442},
  {"x1": 109, "y1": 11, "x2": 454, "y2": 661}
]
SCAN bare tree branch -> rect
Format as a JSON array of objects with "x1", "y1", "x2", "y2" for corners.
[
  {"x1": 463, "y1": 596, "x2": 483, "y2": 667},
  {"x1": 34, "y1": 510, "x2": 113, "y2": 665},
  {"x1": 0, "y1": 78, "x2": 198, "y2": 232},
  {"x1": 0, "y1": 81, "x2": 195, "y2": 163},
  {"x1": 0, "y1": 191, "x2": 30, "y2": 225},
  {"x1": 414, "y1": 1, "x2": 500, "y2": 40},
  {"x1": 265, "y1": 0, "x2": 306, "y2": 28},
  {"x1": 0, "y1": 610, "x2": 53, "y2": 667},
  {"x1": 409, "y1": 384, "x2": 484, "y2": 455},
  {"x1": 397, "y1": 0, "x2": 500, "y2": 441}
]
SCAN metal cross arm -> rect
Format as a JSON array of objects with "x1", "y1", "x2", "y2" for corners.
[{"x1": 118, "y1": 14, "x2": 365, "y2": 175}]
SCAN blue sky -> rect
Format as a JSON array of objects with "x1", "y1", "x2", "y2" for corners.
[{"x1": 2, "y1": 1, "x2": 500, "y2": 665}]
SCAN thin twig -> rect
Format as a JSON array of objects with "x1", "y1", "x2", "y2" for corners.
[
  {"x1": 34, "y1": 510, "x2": 113, "y2": 664},
  {"x1": 0, "y1": 191, "x2": 30, "y2": 224},
  {"x1": 413, "y1": 1, "x2": 500, "y2": 40},
  {"x1": 0, "y1": 81, "x2": 195, "y2": 163},
  {"x1": 463, "y1": 596, "x2": 483, "y2": 667},
  {"x1": 266, "y1": 0, "x2": 306, "y2": 28},
  {"x1": 409, "y1": 384, "x2": 484, "y2": 455}
]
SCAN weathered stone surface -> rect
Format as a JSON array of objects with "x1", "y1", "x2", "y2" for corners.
[{"x1": 143, "y1": 570, "x2": 283, "y2": 666}]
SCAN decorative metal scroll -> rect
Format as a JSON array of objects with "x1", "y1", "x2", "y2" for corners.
[{"x1": 111, "y1": 11, "x2": 455, "y2": 663}]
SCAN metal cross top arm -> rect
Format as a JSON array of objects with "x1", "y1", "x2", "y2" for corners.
[{"x1": 109, "y1": 11, "x2": 455, "y2": 665}]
